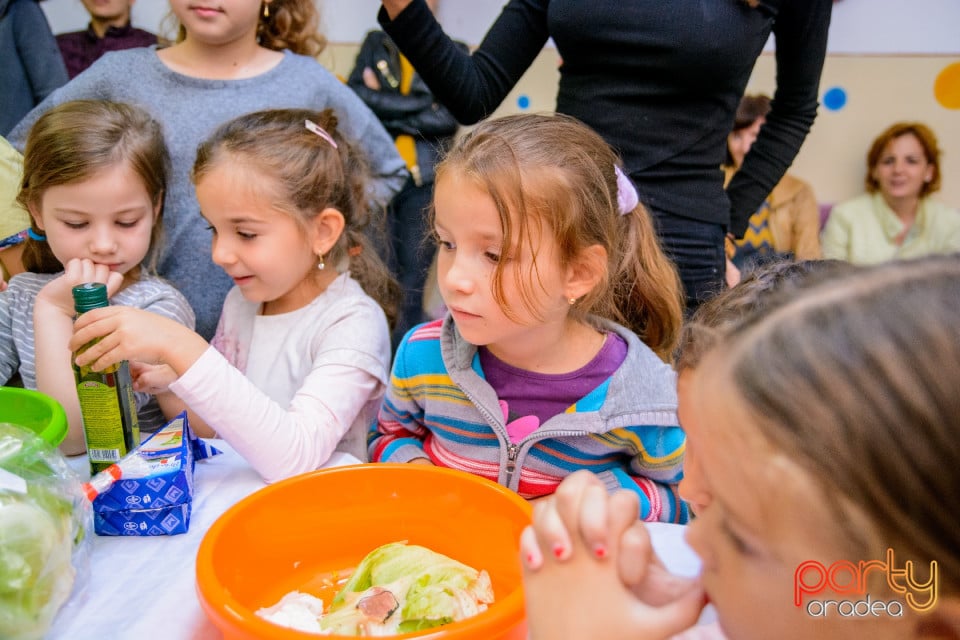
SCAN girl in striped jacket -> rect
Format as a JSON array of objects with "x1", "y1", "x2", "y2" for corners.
[{"x1": 370, "y1": 114, "x2": 688, "y2": 523}]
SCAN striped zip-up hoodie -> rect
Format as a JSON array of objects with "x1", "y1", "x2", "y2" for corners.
[{"x1": 369, "y1": 316, "x2": 688, "y2": 523}]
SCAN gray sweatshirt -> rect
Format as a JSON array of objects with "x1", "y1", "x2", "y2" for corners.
[{"x1": 8, "y1": 46, "x2": 407, "y2": 338}]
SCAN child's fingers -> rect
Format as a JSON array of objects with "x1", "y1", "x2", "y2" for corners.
[
  {"x1": 535, "y1": 495, "x2": 575, "y2": 561},
  {"x1": 104, "y1": 270, "x2": 124, "y2": 298},
  {"x1": 634, "y1": 579, "x2": 707, "y2": 640},
  {"x1": 550, "y1": 470, "x2": 606, "y2": 559},
  {"x1": 519, "y1": 525, "x2": 544, "y2": 571},
  {"x1": 575, "y1": 481, "x2": 613, "y2": 559},
  {"x1": 617, "y1": 520, "x2": 655, "y2": 590}
]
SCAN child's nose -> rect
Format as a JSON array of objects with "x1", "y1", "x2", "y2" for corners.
[
  {"x1": 442, "y1": 255, "x2": 475, "y2": 294},
  {"x1": 678, "y1": 449, "x2": 712, "y2": 517},
  {"x1": 210, "y1": 238, "x2": 234, "y2": 266},
  {"x1": 89, "y1": 228, "x2": 118, "y2": 254}
]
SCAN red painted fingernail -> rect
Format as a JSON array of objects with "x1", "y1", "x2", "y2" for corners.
[
  {"x1": 594, "y1": 544, "x2": 607, "y2": 559},
  {"x1": 552, "y1": 543, "x2": 565, "y2": 558}
]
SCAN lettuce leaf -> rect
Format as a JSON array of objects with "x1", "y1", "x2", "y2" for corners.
[
  {"x1": 0, "y1": 424, "x2": 85, "y2": 640},
  {"x1": 319, "y1": 542, "x2": 493, "y2": 635}
]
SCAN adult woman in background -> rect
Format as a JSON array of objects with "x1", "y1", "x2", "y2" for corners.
[
  {"x1": 724, "y1": 94, "x2": 821, "y2": 280},
  {"x1": 822, "y1": 122, "x2": 960, "y2": 264},
  {"x1": 377, "y1": 0, "x2": 832, "y2": 310}
]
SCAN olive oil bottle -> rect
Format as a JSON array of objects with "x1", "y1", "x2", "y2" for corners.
[{"x1": 73, "y1": 283, "x2": 140, "y2": 474}]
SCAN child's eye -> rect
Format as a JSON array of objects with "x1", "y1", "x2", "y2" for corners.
[
  {"x1": 237, "y1": 230, "x2": 257, "y2": 240},
  {"x1": 435, "y1": 237, "x2": 455, "y2": 251},
  {"x1": 63, "y1": 221, "x2": 87, "y2": 229},
  {"x1": 721, "y1": 519, "x2": 754, "y2": 556},
  {"x1": 116, "y1": 219, "x2": 141, "y2": 228},
  {"x1": 484, "y1": 251, "x2": 501, "y2": 263}
]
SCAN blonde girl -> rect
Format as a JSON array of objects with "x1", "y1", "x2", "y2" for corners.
[
  {"x1": 371, "y1": 113, "x2": 688, "y2": 523},
  {"x1": 521, "y1": 255, "x2": 960, "y2": 640},
  {"x1": 1, "y1": 100, "x2": 195, "y2": 455},
  {"x1": 8, "y1": 0, "x2": 406, "y2": 340},
  {"x1": 70, "y1": 108, "x2": 397, "y2": 484}
]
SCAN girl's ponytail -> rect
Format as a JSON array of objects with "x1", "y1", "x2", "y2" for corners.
[
  {"x1": 343, "y1": 227, "x2": 400, "y2": 330},
  {"x1": 613, "y1": 203, "x2": 684, "y2": 361}
]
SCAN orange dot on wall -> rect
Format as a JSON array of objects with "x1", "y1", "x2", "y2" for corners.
[{"x1": 934, "y1": 62, "x2": 960, "y2": 110}]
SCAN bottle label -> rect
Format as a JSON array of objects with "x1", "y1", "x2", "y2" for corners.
[{"x1": 77, "y1": 380, "x2": 128, "y2": 465}]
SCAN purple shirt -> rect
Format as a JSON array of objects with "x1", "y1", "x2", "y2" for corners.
[
  {"x1": 56, "y1": 22, "x2": 156, "y2": 79},
  {"x1": 479, "y1": 332, "x2": 628, "y2": 443}
]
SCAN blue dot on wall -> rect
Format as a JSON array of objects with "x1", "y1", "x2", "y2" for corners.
[
  {"x1": 823, "y1": 87, "x2": 847, "y2": 111},
  {"x1": 517, "y1": 95, "x2": 531, "y2": 110}
]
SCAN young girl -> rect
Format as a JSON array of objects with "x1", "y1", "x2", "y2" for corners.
[
  {"x1": 69, "y1": 108, "x2": 396, "y2": 484},
  {"x1": 0, "y1": 100, "x2": 195, "y2": 455},
  {"x1": 520, "y1": 255, "x2": 960, "y2": 640},
  {"x1": 370, "y1": 113, "x2": 688, "y2": 523},
  {"x1": 7, "y1": 0, "x2": 406, "y2": 340}
]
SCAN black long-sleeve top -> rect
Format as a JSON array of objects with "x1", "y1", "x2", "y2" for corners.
[{"x1": 379, "y1": 0, "x2": 831, "y2": 236}]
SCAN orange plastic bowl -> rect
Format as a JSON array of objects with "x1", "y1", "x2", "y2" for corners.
[{"x1": 196, "y1": 464, "x2": 533, "y2": 640}]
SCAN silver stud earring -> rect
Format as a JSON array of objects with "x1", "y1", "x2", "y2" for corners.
[{"x1": 568, "y1": 297, "x2": 576, "y2": 305}]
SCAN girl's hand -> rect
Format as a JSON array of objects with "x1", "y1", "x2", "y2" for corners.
[
  {"x1": 520, "y1": 471, "x2": 705, "y2": 640},
  {"x1": 382, "y1": 0, "x2": 414, "y2": 20},
  {"x1": 70, "y1": 306, "x2": 208, "y2": 376},
  {"x1": 35, "y1": 258, "x2": 123, "y2": 316},
  {"x1": 129, "y1": 361, "x2": 180, "y2": 394}
]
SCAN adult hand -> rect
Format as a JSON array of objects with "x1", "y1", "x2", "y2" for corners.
[
  {"x1": 382, "y1": 0, "x2": 414, "y2": 20},
  {"x1": 70, "y1": 306, "x2": 207, "y2": 376},
  {"x1": 725, "y1": 259, "x2": 741, "y2": 288},
  {"x1": 35, "y1": 258, "x2": 123, "y2": 317},
  {"x1": 362, "y1": 67, "x2": 381, "y2": 90},
  {"x1": 520, "y1": 471, "x2": 705, "y2": 640}
]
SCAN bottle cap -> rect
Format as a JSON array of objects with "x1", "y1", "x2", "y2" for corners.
[{"x1": 72, "y1": 282, "x2": 109, "y2": 314}]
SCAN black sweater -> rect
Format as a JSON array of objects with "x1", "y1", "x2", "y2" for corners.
[{"x1": 380, "y1": 0, "x2": 831, "y2": 236}]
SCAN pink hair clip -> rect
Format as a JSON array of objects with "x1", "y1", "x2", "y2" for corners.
[
  {"x1": 615, "y1": 165, "x2": 639, "y2": 216},
  {"x1": 305, "y1": 119, "x2": 338, "y2": 149}
]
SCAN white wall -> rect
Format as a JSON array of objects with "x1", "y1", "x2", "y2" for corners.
[{"x1": 40, "y1": 0, "x2": 960, "y2": 53}]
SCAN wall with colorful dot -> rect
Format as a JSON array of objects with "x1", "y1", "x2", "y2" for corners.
[{"x1": 41, "y1": 0, "x2": 959, "y2": 208}]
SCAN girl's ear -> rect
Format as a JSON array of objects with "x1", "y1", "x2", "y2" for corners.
[
  {"x1": 311, "y1": 207, "x2": 346, "y2": 256},
  {"x1": 564, "y1": 244, "x2": 607, "y2": 302},
  {"x1": 915, "y1": 598, "x2": 960, "y2": 640},
  {"x1": 27, "y1": 203, "x2": 45, "y2": 231},
  {"x1": 152, "y1": 192, "x2": 163, "y2": 225}
]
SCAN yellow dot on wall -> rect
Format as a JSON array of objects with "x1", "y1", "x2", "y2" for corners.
[{"x1": 934, "y1": 62, "x2": 960, "y2": 110}]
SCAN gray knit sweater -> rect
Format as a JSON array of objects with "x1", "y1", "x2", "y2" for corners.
[{"x1": 8, "y1": 47, "x2": 407, "y2": 338}]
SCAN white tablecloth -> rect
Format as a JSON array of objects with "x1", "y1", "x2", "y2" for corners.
[{"x1": 47, "y1": 444, "x2": 704, "y2": 639}]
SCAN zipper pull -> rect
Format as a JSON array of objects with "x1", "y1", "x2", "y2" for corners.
[
  {"x1": 505, "y1": 443, "x2": 519, "y2": 483},
  {"x1": 376, "y1": 60, "x2": 400, "y2": 89}
]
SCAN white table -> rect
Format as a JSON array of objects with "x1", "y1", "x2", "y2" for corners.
[{"x1": 48, "y1": 444, "x2": 704, "y2": 639}]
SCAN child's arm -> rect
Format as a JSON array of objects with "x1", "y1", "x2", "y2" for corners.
[
  {"x1": 129, "y1": 361, "x2": 216, "y2": 438},
  {"x1": 367, "y1": 334, "x2": 433, "y2": 464},
  {"x1": 69, "y1": 305, "x2": 208, "y2": 378},
  {"x1": 32, "y1": 260, "x2": 124, "y2": 455},
  {"x1": 75, "y1": 295, "x2": 391, "y2": 482},
  {"x1": 593, "y1": 424, "x2": 689, "y2": 524},
  {"x1": 167, "y1": 347, "x2": 383, "y2": 482},
  {"x1": 520, "y1": 471, "x2": 705, "y2": 640}
]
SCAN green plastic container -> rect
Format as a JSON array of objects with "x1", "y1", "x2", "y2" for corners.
[{"x1": 0, "y1": 387, "x2": 68, "y2": 447}]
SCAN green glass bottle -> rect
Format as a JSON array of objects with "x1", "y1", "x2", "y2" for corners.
[{"x1": 72, "y1": 283, "x2": 140, "y2": 475}]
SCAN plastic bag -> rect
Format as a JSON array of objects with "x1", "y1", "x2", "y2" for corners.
[{"x1": 0, "y1": 423, "x2": 91, "y2": 640}]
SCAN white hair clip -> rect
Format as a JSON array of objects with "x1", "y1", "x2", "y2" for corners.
[
  {"x1": 615, "y1": 165, "x2": 639, "y2": 216},
  {"x1": 305, "y1": 119, "x2": 338, "y2": 148}
]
